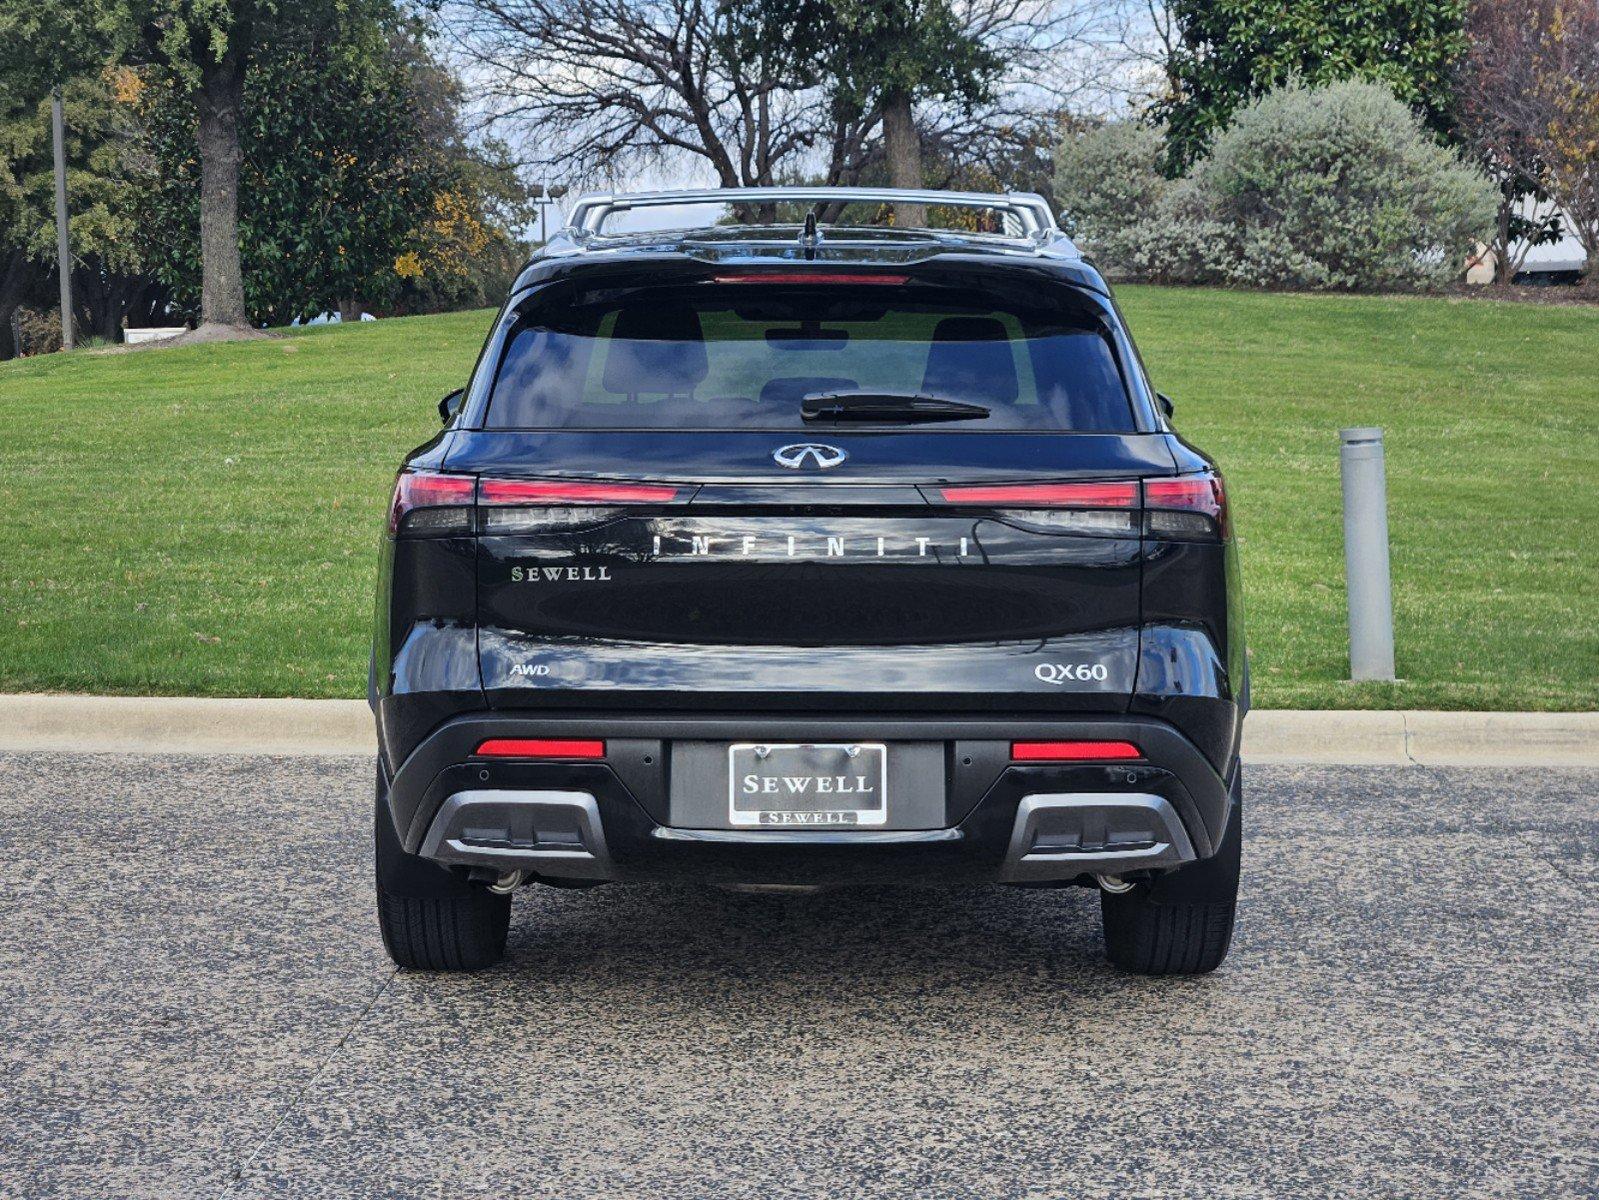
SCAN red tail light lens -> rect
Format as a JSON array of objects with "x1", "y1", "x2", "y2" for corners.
[
  {"x1": 388, "y1": 470, "x2": 475, "y2": 534},
  {"x1": 938, "y1": 481, "x2": 1139, "y2": 507},
  {"x1": 478, "y1": 479, "x2": 679, "y2": 505},
  {"x1": 390, "y1": 474, "x2": 679, "y2": 536},
  {"x1": 474, "y1": 738, "x2": 606, "y2": 759},
  {"x1": 1143, "y1": 472, "x2": 1227, "y2": 538},
  {"x1": 1011, "y1": 740, "x2": 1143, "y2": 762}
]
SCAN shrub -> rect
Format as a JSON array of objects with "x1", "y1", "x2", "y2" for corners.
[
  {"x1": 1051, "y1": 81, "x2": 1499, "y2": 291},
  {"x1": 11, "y1": 307, "x2": 62, "y2": 357},
  {"x1": 1053, "y1": 124, "x2": 1173, "y2": 280},
  {"x1": 1054, "y1": 124, "x2": 1230, "y2": 284},
  {"x1": 1054, "y1": 124, "x2": 1166, "y2": 237},
  {"x1": 1194, "y1": 79, "x2": 1497, "y2": 289}
]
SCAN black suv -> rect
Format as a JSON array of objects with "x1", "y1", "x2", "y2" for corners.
[{"x1": 371, "y1": 187, "x2": 1244, "y2": 975}]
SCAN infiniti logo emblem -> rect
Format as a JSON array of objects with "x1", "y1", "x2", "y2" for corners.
[{"x1": 773, "y1": 443, "x2": 848, "y2": 470}]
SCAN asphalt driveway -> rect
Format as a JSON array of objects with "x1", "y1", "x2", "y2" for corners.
[{"x1": 3, "y1": 753, "x2": 1595, "y2": 1199}]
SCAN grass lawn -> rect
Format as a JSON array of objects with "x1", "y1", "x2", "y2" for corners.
[{"x1": 0, "y1": 289, "x2": 1594, "y2": 709}]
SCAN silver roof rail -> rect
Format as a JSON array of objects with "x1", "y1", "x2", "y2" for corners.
[{"x1": 563, "y1": 186, "x2": 1060, "y2": 240}]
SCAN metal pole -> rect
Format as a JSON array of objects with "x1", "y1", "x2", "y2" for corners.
[
  {"x1": 1339, "y1": 427, "x2": 1396, "y2": 681},
  {"x1": 51, "y1": 88, "x2": 74, "y2": 351}
]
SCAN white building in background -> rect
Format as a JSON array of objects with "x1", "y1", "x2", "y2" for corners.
[
  {"x1": 1466, "y1": 198, "x2": 1588, "y2": 285},
  {"x1": 1514, "y1": 198, "x2": 1587, "y2": 283}
]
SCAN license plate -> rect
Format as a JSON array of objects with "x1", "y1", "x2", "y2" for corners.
[{"x1": 728, "y1": 743, "x2": 888, "y2": 827}]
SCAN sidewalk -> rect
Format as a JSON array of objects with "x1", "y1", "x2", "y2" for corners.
[{"x1": 0, "y1": 694, "x2": 1593, "y2": 765}]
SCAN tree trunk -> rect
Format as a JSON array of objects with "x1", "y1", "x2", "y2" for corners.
[
  {"x1": 1494, "y1": 198, "x2": 1515, "y2": 284},
  {"x1": 338, "y1": 297, "x2": 365, "y2": 322},
  {"x1": 882, "y1": 90, "x2": 925, "y2": 228},
  {"x1": 1580, "y1": 226, "x2": 1599, "y2": 295},
  {"x1": 194, "y1": 53, "x2": 250, "y2": 330}
]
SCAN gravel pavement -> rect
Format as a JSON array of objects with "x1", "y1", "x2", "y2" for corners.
[{"x1": 2, "y1": 753, "x2": 1595, "y2": 1199}]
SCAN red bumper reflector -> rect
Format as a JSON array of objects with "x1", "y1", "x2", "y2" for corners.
[
  {"x1": 940, "y1": 481, "x2": 1139, "y2": 508},
  {"x1": 1011, "y1": 740, "x2": 1142, "y2": 762},
  {"x1": 474, "y1": 738, "x2": 606, "y2": 760}
]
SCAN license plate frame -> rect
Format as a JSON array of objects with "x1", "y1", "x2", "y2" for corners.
[{"x1": 727, "y1": 742, "x2": 888, "y2": 827}]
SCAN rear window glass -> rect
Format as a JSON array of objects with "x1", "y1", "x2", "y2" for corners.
[{"x1": 485, "y1": 282, "x2": 1135, "y2": 431}]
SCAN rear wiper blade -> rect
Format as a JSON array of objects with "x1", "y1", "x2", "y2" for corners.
[{"x1": 800, "y1": 391, "x2": 991, "y2": 423}]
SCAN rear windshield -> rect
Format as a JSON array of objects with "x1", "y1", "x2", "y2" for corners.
[{"x1": 485, "y1": 281, "x2": 1136, "y2": 431}]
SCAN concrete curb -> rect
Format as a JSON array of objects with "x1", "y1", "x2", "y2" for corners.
[
  {"x1": 0, "y1": 695, "x2": 371, "y2": 758},
  {"x1": 1242, "y1": 709, "x2": 1598, "y2": 766},
  {"x1": 0, "y1": 694, "x2": 1594, "y2": 766}
]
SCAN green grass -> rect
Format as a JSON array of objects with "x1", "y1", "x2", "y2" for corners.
[{"x1": 0, "y1": 290, "x2": 1594, "y2": 708}]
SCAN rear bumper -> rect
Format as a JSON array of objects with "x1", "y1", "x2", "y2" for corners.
[{"x1": 383, "y1": 712, "x2": 1236, "y2": 886}]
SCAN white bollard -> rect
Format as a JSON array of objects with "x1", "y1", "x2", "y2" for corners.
[{"x1": 1339, "y1": 427, "x2": 1396, "y2": 681}]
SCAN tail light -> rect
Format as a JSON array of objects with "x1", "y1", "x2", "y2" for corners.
[
  {"x1": 939, "y1": 480, "x2": 1140, "y2": 536},
  {"x1": 935, "y1": 474, "x2": 1227, "y2": 540},
  {"x1": 939, "y1": 481, "x2": 1139, "y2": 507},
  {"x1": 388, "y1": 470, "x2": 475, "y2": 534},
  {"x1": 1144, "y1": 472, "x2": 1227, "y2": 539},
  {"x1": 474, "y1": 738, "x2": 606, "y2": 759},
  {"x1": 477, "y1": 480, "x2": 679, "y2": 505},
  {"x1": 478, "y1": 478, "x2": 678, "y2": 535},
  {"x1": 1012, "y1": 740, "x2": 1142, "y2": 762},
  {"x1": 387, "y1": 472, "x2": 679, "y2": 536}
]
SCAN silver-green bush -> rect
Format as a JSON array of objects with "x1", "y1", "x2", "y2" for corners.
[
  {"x1": 1052, "y1": 81, "x2": 1498, "y2": 290},
  {"x1": 1052, "y1": 124, "x2": 1190, "y2": 282},
  {"x1": 1196, "y1": 79, "x2": 1497, "y2": 289}
]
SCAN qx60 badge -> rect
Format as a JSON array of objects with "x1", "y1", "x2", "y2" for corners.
[{"x1": 773, "y1": 443, "x2": 848, "y2": 470}]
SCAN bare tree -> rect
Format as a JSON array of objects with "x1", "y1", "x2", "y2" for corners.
[
  {"x1": 1531, "y1": 0, "x2": 1599, "y2": 286},
  {"x1": 1459, "y1": 0, "x2": 1565, "y2": 282},
  {"x1": 1094, "y1": 0, "x2": 1180, "y2": 113},
  {"x1": 443, "y1": 0, "x2": 825, "y2": 189},
  {"x1": 443, "y1": 0, "x2": 1109, "y2": 223}
]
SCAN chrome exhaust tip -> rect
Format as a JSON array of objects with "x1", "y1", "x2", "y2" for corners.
[{"x1": 487, "y1": 870, "x2": 526, "y2": 895}]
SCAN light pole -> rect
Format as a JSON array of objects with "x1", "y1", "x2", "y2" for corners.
[{"x1": 51, "y1": 87, "x2": 74, "y2": 351}]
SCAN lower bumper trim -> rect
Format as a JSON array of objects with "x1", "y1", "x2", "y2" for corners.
[
  {"x1": 419, "y1": 789, "x2": 613, "y2": 880},
  {"x1": 417, "y1": 786, "x2": 1199, "y2": 887},
  {"x1": 999, "y1": 792, "x2": 1197, "y2": 883}
]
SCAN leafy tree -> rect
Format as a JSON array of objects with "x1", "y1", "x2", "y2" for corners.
[
  {"x1": 0, "y1": 81, "x2": 43, "y2": 356},
  {"x1": 136, "y1": 12, "x2": 527, "y2": 323},
  {"x1": 0, "y1": 0, "x2": 266, "y2": 333},
  {"x1": 1156, "y1": 0, "x2": 1472, "y2": 170},
  {"x1": 0, "y1": 0, "x2": 371, "y2": 336},
  {"x1": 0, "y1": 68, "x2": 167, "y2": 356},
  {"x1": 383, "y1": 31, "x2": 533, "y2": 313},
  {"x1": 783, "y1": 0, "x2": 1007, "y2": 224}
]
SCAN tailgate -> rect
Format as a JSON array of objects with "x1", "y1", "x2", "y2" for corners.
[{"x1": 457, "y1": 431, "x2": 1174, "y2": 711}]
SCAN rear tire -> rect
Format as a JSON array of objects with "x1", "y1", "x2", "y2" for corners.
[
  {"x1": 374, "y1": 761, "x2": 510, "y2": 971},
  {"x1": 1100, "y1": 773, "x2": 1241, "y2": 975}
]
